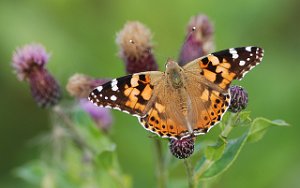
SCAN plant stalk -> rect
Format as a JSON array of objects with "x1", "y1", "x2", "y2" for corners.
[
  {"x1": 184, "y1": 158, "x2": 196, "y2": 188},
  {"x1": 52, "y1": 105, "x2": 97, "y2": 154},
  {"x1": 154, "y1": 139, "x2": 167, "y2": 188}
]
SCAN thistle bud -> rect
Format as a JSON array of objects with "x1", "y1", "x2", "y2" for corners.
[
  {"x1": 116, "y1": 21, "x2": 158, "y2": 73},
  {"x1": 12, "y1": 43, "x2": 61, "y2": 107},
  {"x1": 178, "y1": 14, "x2": 214, "y2": 66},
  {"x1": 169, "y1": 137, "x2": 195, "y2": 159},
  {"x1": 66, "y1": 73, "x2": 109, "y2": 98},
  {"x1": 228, "y1": 85, "x2": 248, "y2": 113}
]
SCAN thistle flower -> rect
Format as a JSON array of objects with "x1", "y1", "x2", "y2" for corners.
[
  {"x1": 228, "y1": 85, "x2": 248, "y2": 113},
  {"x1": 116, "y1": 21, "x2": 158, "y2": 73},
  {"x1": 178, "y1": 14, "x2": 214, "y2": 66},
  {"x1": 66, "y1": 73, "x2": 109, "y2": 98},
  {"x1": 169, "y1": 137, "x2": 195, "y2": 159},
  {"x1": 12, "y1": 43, "x2": 61, "y2": 107},
  {"x1": 79, "y1": 99, "x2": 113, "y2": 132}
]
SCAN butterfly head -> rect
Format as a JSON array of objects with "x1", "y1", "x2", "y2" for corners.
[{"x1": 165, "y1": 59, "x2": 184, "y2": 89}]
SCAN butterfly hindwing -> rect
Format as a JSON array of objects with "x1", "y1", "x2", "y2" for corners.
[
  {"x1": 138, "y1": 82, "x2": 192, "y2": 139},
  {"x1": 88, "y1": 72, "x2": 162, "y2": 116},
  {"x1": 183, "y1": 72, "x2": 231, "y2": 136}
]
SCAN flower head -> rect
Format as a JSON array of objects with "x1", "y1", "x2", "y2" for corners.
[
  {"x1": 79, "y1": 99, "x2": 113, "y2": 132},
  {"x1": 12, "y1": 43, "x2": 50, "y2": 80},
  {"x1": 169, "y1": 137, "x2": 195, "y2": 159},
  {"x1": 12, "y1": 43, "x2": 61, "y2": 107},
  {"x1": 228, "y1": 85, "x2": 248, "y2": 113},
  {"x1": 66, "y1": 73, "x2": 109, "y2": 98},
  {"x1": 116, "y1": 21, "x2": 158, "y2": 73},
  {"x1": 178, "y1": 14, "x2": 214, "y2": 66}
]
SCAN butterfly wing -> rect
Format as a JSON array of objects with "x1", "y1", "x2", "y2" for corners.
[
  {"x1": 183, "y1": 46, "x2": 264, "y2": 135},
  {"x1": 88, "y1": 71, "x2": 163, "y2": 117},
  {"x1": 138, "y1": 79, "x2": 194, "y2": 140},
  {"x1": 89, "y1": 71, "x2": 190, "y2": 139},
  {"x1": 183, "y1": 46, "x2": 264, "y2": 90}
]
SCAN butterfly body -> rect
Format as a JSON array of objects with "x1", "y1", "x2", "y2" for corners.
[{"x1": 89, "y1": 47, "x2": 264, "y2": 140}]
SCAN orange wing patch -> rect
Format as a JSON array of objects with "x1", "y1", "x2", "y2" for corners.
[
  {"x1": 139, "y1": 104, "x2": 189, "y2": 139},
  {"x1": 193, "y1": 89, "x2": 230, "y2": 135},
  {"x1": 198, "y1": 55, "x2": 237, "y2": 90}
]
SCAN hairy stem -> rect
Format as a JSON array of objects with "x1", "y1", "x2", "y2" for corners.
[
  {"x1": 52, "y1": 105, "x2": 96, "y2": 154},
  {"x1": 193, "y1": 159, "x2": 212, "y2": 186},
  {"x1": 184, "y1": 158, "x2": 196, "y2": 188},
  {"x1": 154, "y1": 139, "x2": 167, "y2": 188}
]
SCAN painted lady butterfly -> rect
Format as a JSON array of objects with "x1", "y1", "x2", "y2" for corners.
[{"x1": 88, "y1": 47, "x2": 264, "y2": 140}]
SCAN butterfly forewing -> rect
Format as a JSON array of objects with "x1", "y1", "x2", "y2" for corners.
[
  {"x1": 89, "y1": 72, "x2": 163, "y2": 116},
  {"x1": 184, "y1": 46, "x2": 264, "y2": 90}
]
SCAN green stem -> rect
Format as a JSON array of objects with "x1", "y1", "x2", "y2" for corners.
[
  {"x1": 193, "y1": 113, "x2": 238, "y2": 187},
  {"x1": 184, "y1": 158, "x2": 196, "y2": 188},
  {"x1": 221, "y1": 113, "x2": 237, "y2": 138},
  {"x1": 154, "y1": 139, "x2": 167, "y2": 188},
  {"x1": 52, "y1": 105, "x2": 97, "y2": 155},
  {"x1": 193, "y1": 159, "x2": 212, "y2": 186}
]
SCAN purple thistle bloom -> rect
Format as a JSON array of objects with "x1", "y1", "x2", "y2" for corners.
[
  {"x1": 116, "y1": 21, "x2": 158, "y2": 73},
  {"x1": 169, "y1": 137, "x2": 195, "y2": 159},
  {"x1": 229, "y1": 85, "x2": 249, "y2": 113},
  {"x1": 12, "y1": 43, "x2": 61, "y2": 107},
  {"x1": 79, "y1": 99, "x2": 113, "y2": 132},
  {"x1": 178, "y1": 14, "x2": 214, "y2": 66},
  {"x1": 12, "y1": 43, "x2": 50, "y2": 80}
]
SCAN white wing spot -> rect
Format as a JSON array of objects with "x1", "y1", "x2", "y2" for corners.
[
  {"x1": 111, "y1": 79, "x2": 118, "y2": 87},
  {"x1": 229, "y1": 48, "x2": 239, "y2": 59},
  {"x1": 246, "y1": 46, "x2": 252, "y2": 52},
  {"x1": 239, "y1": 61, "x2": 246, "y2": 66},
  {"x1": 229, "y1": 48, "x2": 237, "y2": 54},
  {"x1": 250, "y1": 53, "x2": 253, "y2": 57},
  {"x1": 105, "y1": 96, "x2": 108, "y2": 100},
  {"x1": 96, "y1": 86, "x2": 103, "y2": 92},
  {"x1": 232, "y1": 54, "x2": 239, "y2": 59},
  {"x1": 112, "y1": 85, "x2": 118, "y2": 91},
  {"x1": 110, "y1": 95, "x2": 117, "y2": 101},
  {"x1": 247, "y1": 58, "x2": 250, "y2": 61}
]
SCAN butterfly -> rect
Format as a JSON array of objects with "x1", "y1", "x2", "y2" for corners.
[{"x1": 88, "y1": 47, "x2": 264, "y2": 140}]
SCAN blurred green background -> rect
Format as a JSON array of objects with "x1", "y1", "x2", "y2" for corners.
[{"x1": 1, "y1": 0, "x2": 299, "y2": 187}]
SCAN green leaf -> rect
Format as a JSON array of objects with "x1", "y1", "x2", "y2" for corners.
[
  {"x1": 204, "y1": 136, "x2": 227, "y2": 161},
  {"x1": 14, "y1": 160, "x2": 46, "y2": 185},
  {"x1": 72, "y1": 109, "x2": 116, "y2": 155},
  {"x1": 247, "y1": 118, "x2": 289, "y2": 143},
  {"x1": 97, "y1": 151, "x2": 114, "y2": 170},
  {"x1": 197, "y1": 133, "x2": 248, "y2": 180},
  {"x1": 233, "y1": 111, "x2": 252, "y2": 126},
  {"x1": 195, "y1": 115, "x2": 288, "y2": 180}
]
